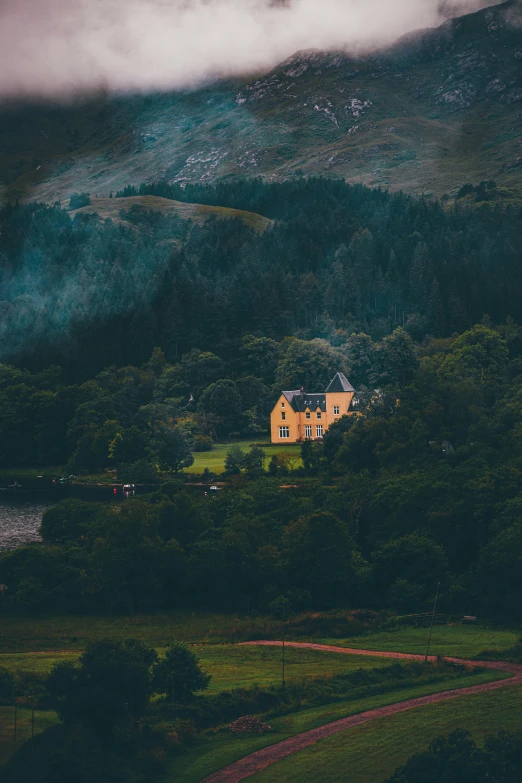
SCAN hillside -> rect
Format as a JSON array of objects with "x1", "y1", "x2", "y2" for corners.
[
  {"x1": 0, "y1": 0, "x2": 521, "y2": 202},
  {"x1": 68, "y1": 195, "x2": 272, "y2": 232}
]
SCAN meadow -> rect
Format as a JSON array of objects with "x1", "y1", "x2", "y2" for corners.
[
  {"x1": 0, "y1": 440, "x2": 302, "y2": 483},
  {"x1": 1, "y1": 612, "x2": 517, "y2": 657},
  {"x1": 1, "y1": 614, "x2": 518, "y2": 777},
  {"x1": 0, "y1": 645, "x2": 393, "y2": 693},
  {"x1": 325, "y1": 625, "x2": 520, "y2": 660},
  {"x1": 247, "y1": 685, "x2": 522, "y2": 783},
  {"x1": 0, "y1": 707, "x2": 57, "y2": 768},
  {"x1": 163, "y1": 672, "x2": 512, "y2": 783},
  {"x1": 184, "y1": 439, "x2": 302, "y2": 475}
]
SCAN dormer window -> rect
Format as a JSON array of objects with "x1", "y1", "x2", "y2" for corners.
[
  {"x1": 316, "y1": 411, "x2": 322, "y2": 420},
  {"x1": 306, "y1": 411, "x2": 311, "y2": 420}
]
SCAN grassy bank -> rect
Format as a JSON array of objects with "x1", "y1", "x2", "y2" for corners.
[
  {"x1": 0, "y1": 612, "x2": 274, "y2": 652},
  {"x1": 1, "y1": 613, "x2": 517, "y2": 657},
  {"x1": 0, "y1": 707, "x2": 58, "y2": 768},
  {"x1": 163, "y1": 671, "x2": 511, "y2": 783},
  {"x1": 0, "y1": 646, "x2": 393, "y2": 693},
  {"x1": 327, "y1": 625, "x2": 519, "y2": 660},
  {"x1": 1, "y1": 614, "x2": 517, "y2": 777},
  {"x1": 184, "y1": 439, "x2": 302, "y2": 475},
  {"x1": 248, "y1": 685, "x2": 522, "y2": 783}
]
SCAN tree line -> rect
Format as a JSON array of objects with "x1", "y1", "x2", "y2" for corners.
[
  {"x1": 2, "y1": 321, "x2": 522, "y2": 618},
  {"x1": 2, "y1": 177, "x2": 522, "y2": 380}
]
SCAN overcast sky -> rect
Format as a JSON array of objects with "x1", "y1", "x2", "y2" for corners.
[{"x1": 0, "y1": 0, "x2": 502, "y2": 99}]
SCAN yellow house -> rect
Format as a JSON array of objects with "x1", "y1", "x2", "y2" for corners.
[{"x1": 270, "y1": 372, "x2": 356, "y2": 444}]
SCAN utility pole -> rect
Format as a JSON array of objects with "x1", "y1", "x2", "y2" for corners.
[
  {"x1": 13, "y1": 692, "x2": 17, "y2": 755},
  {"x1": 282, "y1": 603, "x2": 286, "y2": 688},
  {"x1": 425, "y1": 582, "x2": 441, "y2": 662},
  {"x1": 31, "y1": 690, "x2": 35, "y2": 744}
]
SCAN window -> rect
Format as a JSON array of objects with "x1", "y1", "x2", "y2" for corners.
[
  {"x1": 333, "y1": 406, "x2": 340, "y2": 415},
  {"x1": 305, "y1": 425, "x2": 312, "y2": 438},
  {"x1": 316, "y1": 425, "x2": 323, "y2": 438},
  {"x1": 281, "y1": 411, "x2": 286, "y2": 421},
  {"x1": 279, "y1": 426, "x2": 290, "y2": 439},
  {"x1": 316, "y1": 411, "x2": 322, "y2": 420},
  {"x1": 305, "y1": 411, "x2": 311, "y2": 419},
  {"x1": 281, "y1": 402, "x2": 285, "y2": 407}
]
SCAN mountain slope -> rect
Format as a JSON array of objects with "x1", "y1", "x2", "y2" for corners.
[{"x1": 1, "y1": 0, "x2": 522, "y2": 202}]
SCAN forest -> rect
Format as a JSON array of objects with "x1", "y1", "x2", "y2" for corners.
[
  {"x1": 1, "y1": 177, "x2": 522, "y2": 379},
  {"x1": 2, "y1": 178, "x2": 522, "y2": 620},
  {"x1": 2, "y1": 319, "x2": 522, "y2": 620},
  {"x1": 2, "y1": 178, "x2": 522, "y2": 783}
]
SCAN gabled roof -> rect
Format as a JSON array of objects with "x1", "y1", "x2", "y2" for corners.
[
  {"x1": 281, "y1": 391, "x2": 326, "y2": 413},
  {"x1": 325, "y1": 372, "x2": 355, "y2": 394}
]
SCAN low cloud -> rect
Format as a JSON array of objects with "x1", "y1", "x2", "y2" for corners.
[{"x1": 0, "y1": 0, "x2": 503, "y2": 100}]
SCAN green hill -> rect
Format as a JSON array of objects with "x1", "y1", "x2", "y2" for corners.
[
  {"x1": 1, "y1": 0, "x2": 522, "y2": 202},
  {"x1": 68, "y1": 195, "x2": 272, "y2": 232}
]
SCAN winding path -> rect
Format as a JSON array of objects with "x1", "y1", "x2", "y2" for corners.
[{"x1": 200, "y1": 641, "x2": 522, "y2": 783}]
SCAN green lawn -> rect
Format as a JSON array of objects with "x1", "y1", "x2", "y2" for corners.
[
  {"x1": 249, "y1": 685, "x2": 522, "y2": 783},
  {"x1": 0, "y1": 706, "x2": 58, "y2": 767},
  {"x1": 324, "y1": 625, "x2": 520, "y2": 660},
  {"x1": 0, "y1": 646, "x2": 392, "y2": 693},
  {"x1": 1, "y1": 614, "x2": 517, "y2": 659},
  {"x1": 0, "y1": 439, "x2": 302, "y2": 482},
  {"x1": 196, "y1": 646, "x2": 392, "y2": 692},
  {"x1": 0, "y1": 612, "x2": 270, "y2": 652},
  {"x1": 1, "y1": 620, "x2": 517, "y2": 780},
  {"x1": 163, "y1": 670, "x2": 509, "y2": 783},
  {"x1": 184, "y1": 439, "x2": 302, "y2": 475}
]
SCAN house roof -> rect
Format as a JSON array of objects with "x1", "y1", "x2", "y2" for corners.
[
  {"x1": 325, "y1": 372, "x2": 355, "y2": 393},
  {"x1": 282, "y1": 390, "x2": 326, "y2": 412},
  {"x1": 280, "y1": 372, "x2": 354, "y2": 413}
]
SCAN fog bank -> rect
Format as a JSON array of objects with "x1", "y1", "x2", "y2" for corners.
[{"x1": 0, "y1": 0, "x2": 503, "y2": 99}]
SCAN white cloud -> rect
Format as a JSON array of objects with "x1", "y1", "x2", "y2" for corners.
[{"x1": 0, "y1": 0, "x2": 502, "y2": 99}]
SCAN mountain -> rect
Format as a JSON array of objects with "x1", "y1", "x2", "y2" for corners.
[{"x1": 1, "y1": 0, "x2": 522, "y2": 203}]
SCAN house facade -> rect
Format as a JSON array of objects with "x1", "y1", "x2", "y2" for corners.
[{"x1": 270, "y1": 372, "x2": 356, "y2": 444}]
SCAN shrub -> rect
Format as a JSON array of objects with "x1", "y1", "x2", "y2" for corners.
[
  {"x1": 193, "y1": 435, "x2": 213, "y2": 452},
  {"x1": 69, "y1": 193, "x2": 91, "y2": 210}
]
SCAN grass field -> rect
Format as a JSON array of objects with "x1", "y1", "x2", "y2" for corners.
[
  {"x1": 1, "y1": 614, "x2": 517, "y2": 657},
  {"x1": 0, "y1": 645, "x2": 393, "y2": 694},
  {"x1": 328, "y1": 625, "x2": 520, "y2": 660},
  {"x1": 0, "y1": 707, "x2": 58, "y2": 768},
  {"x1": 0, "y1": 440, "x2": 302, "y2": 483},
  {"x1": 0, "y1": 611, "x2": 277, "y2": 652},
  {"x1": 71, "y1": 196, "x2": 273, "y2": 233},
  {"x1": 1, "y1": 615, "x2": 517, "y2": 777},
  {"x1": 163, "y1": 671, "x2": 511, "y2": 783},
  {"x1": 248, "y1": 684, "x2": 522, "y2": 783},
  {"x1": 184, "y1": 439, "x2": 302, "y2": 475}
]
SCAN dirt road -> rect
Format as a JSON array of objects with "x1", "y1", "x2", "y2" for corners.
[{"x1": 199, "y1": 641, "x2": 522, "y2": 783}]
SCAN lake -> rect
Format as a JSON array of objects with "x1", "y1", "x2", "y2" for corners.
[{"x1": 0, "y1": 483, "x2": 148, "y2": 550}]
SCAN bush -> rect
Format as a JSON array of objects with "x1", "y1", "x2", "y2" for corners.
[
  {"x1": 0, "y1": 666, "x2": 19, "y2": 702},
  {"x1": 69, "y1": 192, "x2": 91, "y2": 210},
  {"x1": 385, "y1": 728, "x2": 522, "y2": 783},
  {"x1": 193, "y1": 435, "x2": 213, "y2": 452}
]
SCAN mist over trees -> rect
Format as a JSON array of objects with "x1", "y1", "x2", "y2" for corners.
[
  {"x1": 3, "y1": 178, "x2": 522, "y2": 619},
  {"x1": 2, "y1": 178, "x2": 522, "y2": 379}
]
